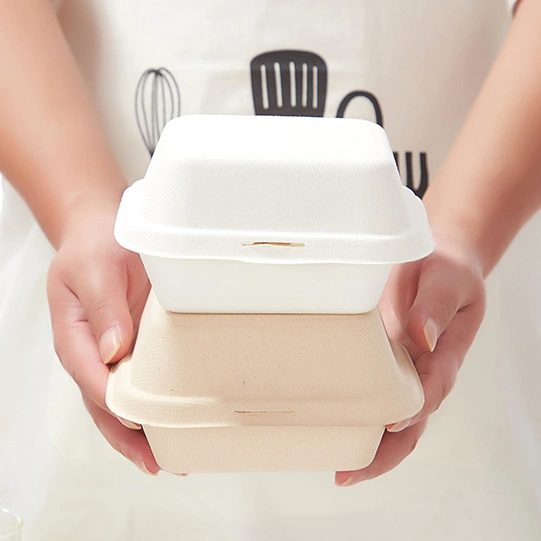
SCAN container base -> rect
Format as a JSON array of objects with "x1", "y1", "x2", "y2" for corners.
[
  {"x1": 144, "y1": 424, "x2": 384, "y2": 473},
  {"x1": 143, "y1": 256, "x2": 392, "y2": 314}
]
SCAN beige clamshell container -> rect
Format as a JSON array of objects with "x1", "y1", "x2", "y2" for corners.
[{"x1": 106, "y1": 293, "x2": 424, "y2": 473}]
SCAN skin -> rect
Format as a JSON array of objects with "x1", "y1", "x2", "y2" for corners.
[
  {"x1": 1, "y1": 0, "x2": 540, "y2": 482},
  {"x1": 336, "y1": 0, "x2": 541, "y2": 485},
  {"x1": 0, "y1": 0, "x2": 157, "y2": 474}
]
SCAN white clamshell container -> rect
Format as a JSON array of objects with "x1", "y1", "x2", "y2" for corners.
[
  {"x1": 115, "y1": 115, "x2": 434, "y2": 314},
  {"x1": 106, "y1": 292, "x2": 424, "y2": 473}
]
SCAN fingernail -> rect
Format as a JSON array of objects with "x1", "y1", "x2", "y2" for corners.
[
  {"x1": 423, "y1": 317, "x2": 438, "y2": 352},
  {"x1": 336, "y1": 471, "x2": 370, "y2": 487},
  {"x1": 118, "y1": 417, "x2": 142, "y2": 430},
  {"x1": 335, "y1": 475, "x2": 356, "y2": 487},
  {"x1": 99, "y1": 326, "x2": 121, "y2": 364},
  {"x1": 386, "y1": 418, "x2": 412, "y2": 432},
  {"x1": 135, "y1": 459, "x2": 158, "y2": 476}
]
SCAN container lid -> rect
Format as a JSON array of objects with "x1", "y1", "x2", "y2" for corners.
[
  {"x1": 115, "y1": 115, "x2": 434, "y2": 264},
  {"x1": 106, "y1": 291, "x2": 425, "y2": 429}
]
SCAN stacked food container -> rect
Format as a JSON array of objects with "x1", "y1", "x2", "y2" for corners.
[{"x1": 106, "y1": 115, "x2": 434, "y2": 473}]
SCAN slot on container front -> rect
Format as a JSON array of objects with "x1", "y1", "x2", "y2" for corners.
[{"x1": 242, "y1": 241, "x2": 306, "y2": 248}]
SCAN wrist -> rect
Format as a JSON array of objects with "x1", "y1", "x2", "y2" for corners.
[
  {"x1": 54, "y1": 181, "x2": 127, "y2": 250},
  {"x1": 422, "y1": 191, "x2": 488, "y2": 278},
  {"x1": 422, "y1": 175, "x2": 535, "y2": 278}
]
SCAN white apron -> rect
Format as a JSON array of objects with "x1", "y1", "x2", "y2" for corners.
[{"x1": 2, "y1": 1, "x2": 540, "y2": 539}]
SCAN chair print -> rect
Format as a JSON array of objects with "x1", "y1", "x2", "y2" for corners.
[{"x1": 250, "y1": 50, "x2": 328, "y2": 117}]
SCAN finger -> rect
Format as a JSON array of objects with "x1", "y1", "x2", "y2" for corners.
[
  {"x1": 124, "y1": 255, "x2": 151, "y2": 338},
  {"x1": 387, "y1": 297, "x2": 485, "y2": 435},
  {"x1": 379, "y1": 263, "x2": 426, "y2": 362},
  {"x1": 48, "y1": 275, "x2": 112, "y2": 410},
  {"x1": 84, "y1": 397, "x2": 160, "y2": 475},
  {"x1": 381, "y1": 261, "x2": 421, "y2": 327},
  {"x1": 69, "y1": 253, "x2": 137, "y2": 364},
  {"x1": 335, "y1": 418, "x2": 428, "y2": 486},
  {"x1": 49, "y1": 273, "x2": 151, "y2": 452},
  {"x1": 407, "y1": 257, "x2": 484, "y2": 353},
  {"x1": 410, "y1": 301, "x2": 484, "y2": 422}
]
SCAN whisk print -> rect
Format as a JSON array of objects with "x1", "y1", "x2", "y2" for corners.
[{"x1": 135, "y1": 67, "x2": 181, "y2": 156}]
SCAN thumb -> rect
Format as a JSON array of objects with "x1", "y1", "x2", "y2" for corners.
[
  {"x1": 406, "y1": 261, "x2": 477, "y2": 353},
  {"x1": 76, "y1": 264, "x2": 135, "y2": 364}
]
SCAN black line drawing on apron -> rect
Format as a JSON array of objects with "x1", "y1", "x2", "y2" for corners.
[
  {"x1": 250, "y1": 49, "x2": 429, "y2": 198},
  {"x1": 335, "y1": 88, "x2": 428, "y2": 197},
  {"x1": 336, "y1": 90, "x2": 383, "y2": 126},
  {"x1": 393, "y1": 152, "x2": 429, "y2": 198},
  {"x1": 133, "y1": 54, "x2": 429, "y2": 198},
  {"x1": 135, "y1": 68, "x2": 181, "y2": 156},
  {"x1": 251, "y1": 50, "x2": 328, "y2": 117}
]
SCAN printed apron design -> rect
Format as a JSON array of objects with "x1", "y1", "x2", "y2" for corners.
[{"x1": 135, "y1": 51, "x2": 428, "y2": 197}]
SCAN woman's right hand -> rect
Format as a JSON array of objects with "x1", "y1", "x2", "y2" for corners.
[{"x1": 47, "y1": 199, "x2": 159, "y2": 475}]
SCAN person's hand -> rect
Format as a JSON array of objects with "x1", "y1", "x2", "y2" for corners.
[
  {"x1": 335, "y1": 227, "x2": 486, "y2": 486},
  {"x1": 47, "y1": 199, "x2": 158, "y2": 475}
]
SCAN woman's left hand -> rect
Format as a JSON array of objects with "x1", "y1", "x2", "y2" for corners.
[{"x1": 335, "y1": 229, "x2": 486, "y2": 486}]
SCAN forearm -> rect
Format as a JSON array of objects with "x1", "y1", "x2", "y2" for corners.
[
  {"x1": 424, "y1": 0, "x2": 541, "y2": 276},
  {"x1": 0, "y1": 0, "x2": 127, "y2": 249}
]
